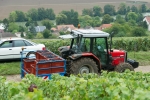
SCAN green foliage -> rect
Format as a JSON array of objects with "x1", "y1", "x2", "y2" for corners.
[
  {"x1": 56, "y1": 13, "x2": 67, "y2": 25},
  {"x1": 27, "y1": 8, "x2": 38, "y2": 21},
  {"x1": 42, "y1": 29, "x2": 51, "y2": 38},
  {"x1": 8, "y1": 23, "x2": 19, "y2": 32},
  {"x1": 93, "y1": 6, "x2": 103, "y2": 17},
  {"x1": 26, "y1": 32, "x2": 34, "y2": 39},
  {"x1": 102, "y1": 14, "x2": 113, "y2": 24},
  {"x1": 15, "y1": 11, "x2": 27, "y2": 22},
  {"x1": 104, "y1": 4, "x2": 116, "y2": 16},
  {"x1": 115, "y1": 14, "x2": 126, "y2": 24},
  {"x1": 127, "y1": 12, "x2": 138, "y2": 21},
  {"x1": 41, "y1": 19, "x2": 53, "y2": 29},
  {"x1": 1, "y1": 72, "x2": 150, "y2": 99},
  {"x1": 21, "y1": 32, "x2": 24, "y2": 37},
  {"x1": 19, "y1": 26, "x2": 26, "y2": 32},
  {"x1": 9, "y1": 11, "x2": 17, "y2": 22},
  {"x1": 61, "y1": 9, "x2": 79, "y2": 27},
  {"x1": 36, "y1": 32, "x2": 43, "y2": 39},
  {"x1": 113, "y1": 37, "x2": 150, "y2": 51},
  {"x1": 29, "y1": 23, "x2": 36, "y2": 34},
  {"x1": 82, "y1": 8, "x2": 93, "y2": 16},
  {"x1": 131, "y1": 27, "x2": 147, "y2": 37},
  {"x1": 117, "y1": 3, "x2": 127, "y2": 15},
  {"x1": 79, "y1": 15, "x2": 101, "y2": 27}
]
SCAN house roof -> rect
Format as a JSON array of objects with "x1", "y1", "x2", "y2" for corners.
[
  {"x1": 56, "y1": 25, "x2": 76, "y2": 31},
  {"x1": 145, "y1": 16, "x2": 150, "y2": 24},
  {"x1": 99, "y1": 24, "x2": 112, "y2": 30},
  {"x1": 0, "y1": 32, "x2": 17, "y2": 38}
]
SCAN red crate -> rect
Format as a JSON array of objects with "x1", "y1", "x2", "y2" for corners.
[
  {"x1": 23, "y1": 59, "x2": 35, "y2": 69},
  {"x1": 36, "y1": 52, "x2": 48, "y2": 60}
]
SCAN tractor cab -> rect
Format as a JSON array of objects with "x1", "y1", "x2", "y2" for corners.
[{"x1": 59, "y1": 29, "x2": 138, "y2": 75}]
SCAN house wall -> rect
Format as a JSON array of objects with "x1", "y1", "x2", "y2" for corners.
[
  {"x1": 148, "y1": 24, "x2": 150, "y2": 31},
  {"x1": 143, "y1": 18, "x2": 150, "y2": 31}
]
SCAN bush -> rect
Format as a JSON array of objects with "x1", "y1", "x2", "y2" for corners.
[{"x1": 131, "y1": 27, "x2": 147, "y2": 37}]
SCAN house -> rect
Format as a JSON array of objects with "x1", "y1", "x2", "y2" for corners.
[
  {"x1": 35, "y1": 26, "x2": 46, "y2": 33},
  {"x1": 96, "y1": 24, "x2": 112, "y2": 30},
  {"x1": 0, "y1": 32, "x2": 16, "y2": 38},
  {"x1": 143, "y1": 16, "x2": 150, "y2": 31},
  {"x1": 0, "y1": 23, "x2": 5, "y2": 31},
  {"x1": 56, "y1": 24, "x2": 76, "y2": 32}
]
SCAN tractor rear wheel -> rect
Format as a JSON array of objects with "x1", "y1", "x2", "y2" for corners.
[
  {"x1": 115, "y1": 63, "x2": 134, "y2": 72},
  {"x1": 69, "y1": 58, "x2": 98, "y2": 75}
]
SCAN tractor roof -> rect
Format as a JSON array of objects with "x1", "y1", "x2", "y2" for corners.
[{"x1": 59, "y1": 29, "x2": 110, "y2": 39}]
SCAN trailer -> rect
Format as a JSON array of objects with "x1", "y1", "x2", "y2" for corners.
[{"x1": 20, "y1": 50, "x2": 66, "y2": 79}]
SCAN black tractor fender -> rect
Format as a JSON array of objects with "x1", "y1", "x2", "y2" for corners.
[{"x1": 126, "y1": 59, "x2": 139, "y2": 68}]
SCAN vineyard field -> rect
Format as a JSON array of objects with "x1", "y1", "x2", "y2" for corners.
[{"x1": 0, "y1": 71, "x2": 150, "y2": 99}]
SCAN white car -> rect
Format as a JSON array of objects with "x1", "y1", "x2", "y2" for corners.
[{"x1": 0, "y1": 37, "x2": 46, "y2": 60}]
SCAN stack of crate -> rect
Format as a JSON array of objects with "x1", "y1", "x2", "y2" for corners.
[{"x1": 21, "y1": 50, "x2": 66, "y2": 79}]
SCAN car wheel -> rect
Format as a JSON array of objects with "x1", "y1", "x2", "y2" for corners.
[{"x1": 26, "y1": 51, "x2": 36, "y2": 59}]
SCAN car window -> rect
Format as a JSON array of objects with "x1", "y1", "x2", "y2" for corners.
[
  {"x1": 24, "y1": 40, "x2": 33, "y2": 46},
  {"x1": 14, "y1": 40, "x2": 26, "y2": 47},
  {"x1": 0, "y1": 41, "x2": 13, "y2": 48}
]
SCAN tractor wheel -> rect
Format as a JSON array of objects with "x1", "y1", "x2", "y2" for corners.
[
  {"x1": 115, "y1": 63, "x2": 134, "y2": 72},
  {"x1": 69, "y1": 58, "x2": 98, "y2": 75},
  {"x1": 26, "y1": 51, "x2": 36, "y2": 59}
]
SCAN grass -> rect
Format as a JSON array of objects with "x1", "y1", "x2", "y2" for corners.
[
  {"x1": 128, "y1": 51, "x2": 150, "y2": 66},
  {"x1": 0, "y1": 51, "x2": 149, "y2": 75},
  {"x1": 0, "y1": 61, "x2": 20, "y2": 75}
]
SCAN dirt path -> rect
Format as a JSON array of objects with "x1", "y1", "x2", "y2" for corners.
[{"x1": 3, "y1": 66, "x2": 150, "y2": 82}]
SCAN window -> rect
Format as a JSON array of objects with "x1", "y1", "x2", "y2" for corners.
[
  {"x1": 0, "y1": 41, "x2": 13, "y2": 48},
  {"x1": 14, "y1": 40, "x2": 26, "y2": 47},
  {"x1": 24, "y1": 40, "x2": 33, "y2": 46}
]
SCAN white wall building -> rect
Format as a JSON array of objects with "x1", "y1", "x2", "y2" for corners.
[{"x1": 143, "y1": 16, "x2": 150, "y2": 31}]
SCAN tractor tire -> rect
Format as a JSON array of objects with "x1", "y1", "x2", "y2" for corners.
[
  {"x1": 115, "y1": 63, "x2": 134, "y2": 72},
  {"x1": 26, "y1": 51, "x2": 36, "y2": 59},
  {"x1": 69, "y1": 58, "x2": 98, "y2": 75}
]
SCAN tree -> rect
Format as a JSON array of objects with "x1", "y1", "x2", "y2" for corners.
[
  {"x1": 139, "y1": 4, "x2": 147, "y2": 13},
  {"x1": 131, "y1": 27, "x2": 147, "y2": 36},
  {"x1": 93, "y1": 6, "x2": 102, "y2": 17},
  {"x1": 61, "y1": 9, "x2": 79, "y2": 26},
  {"x1": 131, "y1": 5, "x2": 138, "y2": 13},
  {"x1": 45, "y1": 8, "x2": 55, "y2": 20},
  {"x1": 41, "y1": 19, "x2": 53, "y2": 29},
  {"x1": 26, "y1": 32, "x2": 34, "y2": 39},
  {"x1": 8, "y1": 23, "x2": 19, "y2": 32},
  {"x1": 104, "y1": 4, "x2": 116, "y2": 16},
  {"x1": 21, "y1": 32, "x2": 24, "y2": 37},
  {"x1": 115, "y1": 14, "x2": 125, "y2": 24},
  {"x1": 102, "y1": 14, "x2": 113, "y2": 24},
  {"x1": 15, "y1": 11, "x2": 26, "y2": 22},
  {"x1": 127, "y1": 12, "x2": 138, "y2": 21},
  {"x1": 38, "y1": 7, "x2": 46, "y2": 20},
  {"x1": 2, "y1": 18, "x2": 9, "y2": 31},
  {"x1": 56, "y1": 13, "x2": 67, "y2": 25},
  {"x1": 42, "y1": 29, "x2": 51, "y2": 38},
  {"x1": 82, "y1": 8, "x2": 93, "y2": 16},
  {"x1": 117, "y1": 3, "x2": 127, "y2": 15},
  {"x1": 9, "y1": 11, "x2": 17, "y2": 22},
  {"x1": 29, "y1": 23, "x2": 36, "y2": 35},
  {"x1": 27, "y1": 8, "x2": 38, "y2": 21},
  {"x1": 19, "y1": 26, "x2": 26, "y2": 32},
  {"x1": 127, "y1": 6, "x2": 131, "y2": 13}
]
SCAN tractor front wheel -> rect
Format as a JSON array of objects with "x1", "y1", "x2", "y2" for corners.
[
  {"x1": 70, "y1": 58, "x2": 98, "y2": 75},
  {"x1": 115, "y1": 63, "x2": 134, "y2": 72}
]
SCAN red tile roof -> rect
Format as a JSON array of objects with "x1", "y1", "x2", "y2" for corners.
[
  {"x1": 57, "y1": 25, "x2": 75, "y2": 31},
  {"x1": 98, "y1": 24, "x2": 112, "y2": 30}
]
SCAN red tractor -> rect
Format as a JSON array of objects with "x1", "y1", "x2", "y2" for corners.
[{"x1": 58, "y1": 29, "x2": 139, "y2": 75}]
